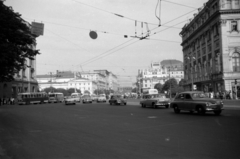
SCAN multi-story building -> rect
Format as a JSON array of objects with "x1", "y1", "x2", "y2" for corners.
[
  {"x1": 81, "y1": 71, "x2": 107, "y2": 90},
  {"x1": 137, "y1": 60, "x2": 184, "y2": 92},
  {"x1": 36, "y1": 71, "x2": 98, "y2": 94},
  {"x1": 180, "y1": 0, "x2": 240, "y2": 98},
  {"x1": 108, "y1": 72, "x2": 119, "y2": 91}
]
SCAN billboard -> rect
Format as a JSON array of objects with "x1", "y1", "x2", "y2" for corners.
[{"x1": 31, "y1": 22, "x2": 44, "y2": 36}]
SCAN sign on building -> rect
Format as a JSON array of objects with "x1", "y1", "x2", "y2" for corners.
[{"x1": 31, "y1": 22, "x2": 44, "y2": 36}]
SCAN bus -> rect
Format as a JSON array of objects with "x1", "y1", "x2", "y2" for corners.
[
  {"x1": 17, "y1": 92, "x2": 48, "y2": 105},
  {"x1": 48, "y1": 92, "x2": 64, "y2": 103}
]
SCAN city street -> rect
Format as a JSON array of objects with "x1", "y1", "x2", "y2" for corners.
[{"x1": 1, "y1": 100, "x2": 240, "y2": 159}]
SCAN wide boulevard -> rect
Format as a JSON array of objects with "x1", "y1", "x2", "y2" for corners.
[{"x1": 1, "y1": 99, "x2": 240, "y2": 159}]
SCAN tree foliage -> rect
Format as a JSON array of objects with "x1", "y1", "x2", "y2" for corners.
[
  {"x1": 162, "y1": 78, "x2": 178, "y2": 91},
  {"x1": 0, "y1": 1, "x2": 40, "y2": 81},
  {"x1": 42, "y1": 87, "x2": 81, "y2": 96},
  {"x1": 154, "y1": 83, "x2": 163, "y2": 93}
]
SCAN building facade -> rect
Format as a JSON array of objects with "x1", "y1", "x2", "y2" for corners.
[
  {"x1": 137, "y1": 60, "x2": 184, "y2": 92},
  {"x1": 36, "y1": 71, "x2": 98, "y2": 94},
  {"x1": 36, "y1": 70, "x2": 118, "y2": 94},
  {"x1": 0, "y1": 57, "x2": 38, "y2": 98},
  {"x1": 180, "y1": 0, "x2": 240, "y2": 98}
]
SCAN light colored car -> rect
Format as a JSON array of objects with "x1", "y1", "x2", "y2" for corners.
[
  {"x1": 170, "y1": 91, "x2": 224, "y2": 115},
  {"x1": 64, "y1": 96, "x2": 77, "y2": 105},
  {"x1": 140, "y1": 93, "x2": 170, "y2": 109},
  {"x1": 91, "y1": 94, "x2": 98, "y2": 101},
  {"x1": 109, "y1": 95, "x2": 127, "y2": 105},
  {"x1": 82, "y1": 95, "x2": 93, "y2": 103},
  {"x1": 97, "y1": 94, "x2": 107, "y2": 103}
]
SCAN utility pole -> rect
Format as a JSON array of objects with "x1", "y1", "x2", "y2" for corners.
[
  {"x1": 50, "y1": 72, "x2": 53, "y2": 93},
  {"x1": 169, "y1": 67, "x2": 171, "y2": 99},
  {"x1": 188, "y1": 56, "x2": 195, "y2": 91}
]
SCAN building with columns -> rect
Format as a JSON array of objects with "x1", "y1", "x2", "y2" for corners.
[
  {"x1": 180, "y1": 0, "x2": 240, "y2": 98},
  {"x1": 137, "y1": 60, "x2": 184, "y2": 92}
]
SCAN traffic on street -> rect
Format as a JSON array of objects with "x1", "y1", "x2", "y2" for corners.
[{"x1": 1, "y1": 99, "x2": 240, "y2": 159}]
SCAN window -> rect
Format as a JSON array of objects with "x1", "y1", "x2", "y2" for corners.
[
  {"x1": 232, "y1": 52, "x2": 240, "y2": 72},
  {"x1": 185, "y1": 94, "x2": 192, "y2": 100},
  {"x1": 231, "y1": 21, "x2": 238, "y2": 32}
]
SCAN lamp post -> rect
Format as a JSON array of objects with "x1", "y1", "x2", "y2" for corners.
[
  {"x1": 187, "y1": 56, "x2": 195, "y2": 91},
  {"x1": 168, "y1": 66, "x2": 172, "y2": 99}
]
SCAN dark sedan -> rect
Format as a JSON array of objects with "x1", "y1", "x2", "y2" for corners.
[
  {"x1": 109, "y1": 95, "x2": 127, "y2": 105},
  {"x1": 170, "y1": 91, "x2": 224, "y2": 115}
]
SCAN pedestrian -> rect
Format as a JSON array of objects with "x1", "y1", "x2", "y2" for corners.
[
  {"x1": 11, "y1": 97, "x2": 14, "y2": 105},
  {"x1": 219, "y1": 92, "x2": 223, "y2": 100},
  {"x1": 0, "y1": 98, "x2": 2, "y2": 106}
]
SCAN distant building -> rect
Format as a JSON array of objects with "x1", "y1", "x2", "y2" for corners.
[
  {"x1": 36, "y1": 70, "x2": 119, "y2": 94},
  {"x1": 137, "y1": 60, "x2": 184, "y2": 92},
  {"x1": 180, "y1": 0, "x2": 240, "y2": 97}
]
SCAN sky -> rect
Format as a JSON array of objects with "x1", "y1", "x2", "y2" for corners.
[{"x1": 5, "y1": 0, "x2": 208, "y2": 86}]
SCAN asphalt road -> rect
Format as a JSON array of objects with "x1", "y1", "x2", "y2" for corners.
[{"x1": 0, "y1": 101, "x2": 240, "y2": 159}]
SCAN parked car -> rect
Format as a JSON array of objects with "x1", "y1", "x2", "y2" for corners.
[
  {"x1": 97, "y1": 94, "x2": 107, "y2": 103},
  {"x1": 91, "y1": 94, "x2": 98, "y2": 101},
  {"x1": 64, "y1": 96, "x2": 77, "y2": 105},
  {"x1": 109, "y1": 95, "x2": 127, "y2": 105},
  {"x1": 70, "y1": 93, "x2": 81, "y2": 103},
  {"x1": 170, "y1": 91, "x2": 224, "y2": 115},
  {"x1": 140, "y1": 91, "x2": 170, "y2": 109},
  {"x1": 82, "y1": 95, "x2": 92, "y2": 103},
  {"x1": 48, "y1": 92, "x2": 64, "y2": 103}
]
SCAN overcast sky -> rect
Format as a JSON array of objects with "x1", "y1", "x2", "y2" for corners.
[{"x1": 5, "y1": 0, "x2": 208, "y2": 86}]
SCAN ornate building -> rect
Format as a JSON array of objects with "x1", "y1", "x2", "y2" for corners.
[
  {"x1": 180, "y1": 0, "x2": 240, "y2": 97},
  {"x1": 137, "y1": 60, "x2": 184, "y2": 93}
]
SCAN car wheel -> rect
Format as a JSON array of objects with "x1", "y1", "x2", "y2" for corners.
[
  {"x1": 197, "y1": 106, "x2": 205, "y2": 115},
  {"x1": 165, "y1": 105, "x2": 169, "y2": 109},
  {"x1": 110, "y1": 102, "x2": 112, "y2": 105},
  {"x1": 173, "y1": 105, "x2": 180, "y2": 114},
  {"x1": 214, "y1": 110, "x2": 222, "y2": 116},
  {"x1": 124, "y1": 103, "x2": 126, "y2": 105},
  {"x1": 152, "y1": 103, "x2": 157, "y2": 109},
  {"x1": 141, "y1": 103, "x2": 145, "y2": 108},
  {"x1": 189, "y1": 110, "x2": 194, "y2": 114}
]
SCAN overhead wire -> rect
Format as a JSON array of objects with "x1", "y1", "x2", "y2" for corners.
[{"x1": 78, "y1": 8, "x2": 198, "y2": 67}]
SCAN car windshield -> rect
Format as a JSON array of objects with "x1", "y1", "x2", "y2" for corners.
[
  {"x1": 99, "y1": 95, "x2": 105, "y2": 97},
  {"x1": 83, "y1": 95, "x2": 90, "y2": 98},
  {"x1": 154, "y1": 94, "x2": 166, "y2": 98},
  {"x1": 192, "y1": 93, "x2": 209, "y2": 98}
]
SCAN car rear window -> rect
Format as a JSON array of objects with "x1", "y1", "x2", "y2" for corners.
[{"x1": 192, "y1": 93, "x2": 209, "y2": 98}]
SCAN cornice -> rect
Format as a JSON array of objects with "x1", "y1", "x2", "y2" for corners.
[{"x1": 181, "y1": 9, "x2": 240, "y2": 46}]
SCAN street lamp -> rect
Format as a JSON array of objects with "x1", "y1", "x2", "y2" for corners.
[
  {"x1": 168, "y1": 66, "x2": 172, "y2": 99},
  {"x1": 187, "y1": 56, "x2": 195, "y2": 91}
]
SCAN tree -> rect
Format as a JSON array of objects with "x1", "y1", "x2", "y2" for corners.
[
  {"x1": 131, "y1": 87, "x2": 137, "y2": 93},
  {"x1": 154, "y1": 83, "x2": 163, "y2": 93},
  {"x1": 67, "y1": 88, "x2": 81, "y2": 95},
  {"x1": 162, "y1": 78, "x2": 178, "y2": 92},
  {"x1": 179, "y1": 79, "x2": 187, "y2": 87},
  {"x1": 0, "y1": 1, "x2": 40, "y2": 81},
  {"x1": 84, "y1": 90, "x2": 90, "y2": 94}
]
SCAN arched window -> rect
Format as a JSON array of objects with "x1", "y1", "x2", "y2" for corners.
[{"x1": 232, "y1": 52, "x2": 240, "y2": 72}]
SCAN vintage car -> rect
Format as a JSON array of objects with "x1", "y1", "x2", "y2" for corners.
[
  {"x1": 109, "y1": 95, "x2": 127, "y2": 105},
  {"x1": 140, "y1": 89, "x2": 170, "y2": 108},
  {"x1": 64, "y1": 96, "x2": 78, "y2": 105},
  {"x1": 91, "y1": 94, "x2": 98, "y2": 101},
  {"x1": 170, "y1": 91, "x2": 224, "y2": 115},
  {"x1": 82, "y1": 95, "x2": 93, "y2": 103},
  {"x1": 97, "y1": 94, "x2": 107, "y2": 103}
]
